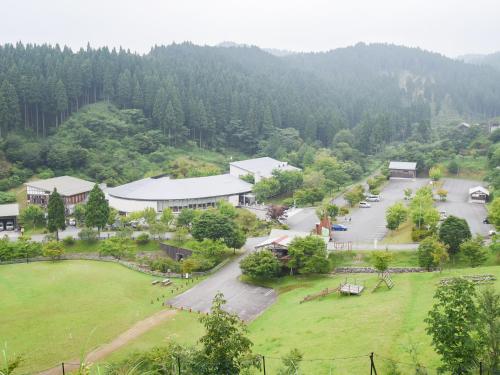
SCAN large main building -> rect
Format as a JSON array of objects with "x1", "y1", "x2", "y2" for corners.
[{"x1": 106, "y1": 157, "x2": 300, "y2": 214}]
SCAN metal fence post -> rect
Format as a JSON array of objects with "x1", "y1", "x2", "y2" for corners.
[
  {"x1": 177, "y1": 355, "x2": 181, "y2": 375},
  {"x1": 370, "y1": 352, "x2": 377, "y2": 375},
  {"x1": 479, "y1": 361, "x2": 483, "y2": 375},
  {"x1": 262, "y1": 355, "x2": 266, "y2": 375},
  {"x1": 61, "y1": 362, "x2": 65, "y2": 375}
]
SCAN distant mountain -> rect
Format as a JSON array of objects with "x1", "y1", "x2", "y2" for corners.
[
  {"x1": 458, "y1": 52, "x2": 500, "y2": 71},
  {"x1": 217, "y1": 41, "x2": 296, "y2": 57}
]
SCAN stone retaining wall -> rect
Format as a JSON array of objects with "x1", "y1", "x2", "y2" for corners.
[{"x1": 334, "y1": 266, "x2": 427, "y2": 273}]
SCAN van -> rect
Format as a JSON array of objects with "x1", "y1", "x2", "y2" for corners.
[
  {"x1": 5, "y1": 222, "x2": 14, "y2": 231},
  {"x1": 0, "y1": 222, "x2": 4, "y2": 231}
]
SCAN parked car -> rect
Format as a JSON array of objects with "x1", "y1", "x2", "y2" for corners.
[
  {"x1": 483, "y1": 217, "x2": 490, "y2": 224},
  {"x1": 489, "y1": 229, "x2": 497, "y2": 237},
  {"x1": 365, "y1": 195, "x2": 380, "y2": 202},
  {"x1": 359, "y1": 201, "x2": 371, "y2": 208},
  {"x1": 439, "y1": 211, "x2": 447, "y2": 221},
  {"x1": 68, "y1": 218, "x2": 77, "y2": 226},
  {"x1": 5, "y1": 221, "x2": 14, "y2": 231},
  {"x1": 332, "y1": 223, "x2": 348, "y2": 231},
  {"x1": 0, "y1": 222, "x2": 4, "y2": 231}
]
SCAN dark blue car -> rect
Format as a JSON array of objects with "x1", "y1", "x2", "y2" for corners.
[{"x1": 332, "y1": 223, "x2": 348, "y2": 231}]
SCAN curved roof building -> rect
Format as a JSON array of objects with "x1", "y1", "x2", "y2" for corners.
[{"x1": 107, "y1": 174, "x2": 253, "y2": 214}]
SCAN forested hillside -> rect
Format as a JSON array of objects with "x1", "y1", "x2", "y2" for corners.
[{"x1": 1, "y1": 41, "x2": 500, "y2": 187}]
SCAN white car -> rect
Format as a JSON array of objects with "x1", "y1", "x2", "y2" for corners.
[
  {"x1": 68, "y1": 218, "x2": 77, "y2": 226},
  {"x1": 359, "y1": 201, "x2": 371, "y2": 208},
  {"x1": 5, "y1": 222, "x2": 14, "y2": 231},
  {"x1": 365, "y1": 195, "x2": 380, "y2": 202},
  {"x1": 439, "y1": 211, "x2": 447, "y2": 221}
]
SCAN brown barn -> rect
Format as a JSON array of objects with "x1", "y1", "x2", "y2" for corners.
[{"x1": 388, "y1": 161, "x2": 417, "y2": 179}]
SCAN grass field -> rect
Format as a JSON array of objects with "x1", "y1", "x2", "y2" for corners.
[
  {"x1": 61, "y1": 239, "x2": 161, "y2": 254},
  {"x1": 382, "y1": 220, "x2": 413, "y2": 244},
  {"x1": 0, "y1": 260, "x2": 197, "y2": 373},
  {"x1": 93, "y1": 266, "x2": 500, "y2": 374}
]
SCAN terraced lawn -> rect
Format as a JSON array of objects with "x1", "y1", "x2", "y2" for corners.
[{"x1": 0, "y1": 260, "x2": 195, "y2": 373}]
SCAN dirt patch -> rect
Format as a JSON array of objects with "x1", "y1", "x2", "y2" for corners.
[{"x1": 38, "y1": 309, "x2": 178, "y2": 375}]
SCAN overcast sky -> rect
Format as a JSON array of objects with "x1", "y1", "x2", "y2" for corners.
[{"x1": 2, "y1": 0, "x2": 499, "y2": 57}]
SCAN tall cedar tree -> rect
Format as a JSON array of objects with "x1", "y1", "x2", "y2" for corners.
[
  {"x1": 85, "y1": 184, "x2": 109, "y2": 233},
  {"x1": 47, "y1": 189, "x2": 66, "y2": 240}
]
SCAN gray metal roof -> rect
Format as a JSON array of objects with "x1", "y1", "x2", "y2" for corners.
[
  {"x1": 107, "y1": 174, "x2": 253, "y2": 201},
  {"x1": 0, "y1": 203, "x2": 19, "y2": 217},
  {"x1": 469, "y1": 186, "x2": 489, "y2": 195},
  {"x1": 25, "y1": 176, "x2": 95, "y2": 196},
  {"x1": 388, "y1": 161, "x2": 417, "y2": 170},
  {"x1": 230, "y1": 157, "x2": 300, "y2": 177}
]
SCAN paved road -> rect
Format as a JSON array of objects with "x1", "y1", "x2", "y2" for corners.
[
  {"x1": 436, "y1": 178, "x2": 493, "y2": 236},
  {"x1": 331, "y1": 178, "x2": 429, "y2": 243},
  {"x1": 166, "y1": 237, "x2": 277, "y2": 321},
  {"x1": 285, "y1": 207, "x2": 318, "y2": 232}
]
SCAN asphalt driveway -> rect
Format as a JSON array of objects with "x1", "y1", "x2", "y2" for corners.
[
  {"x1": 436, "y1": 178, "x2": 492, "y2": 236},
  {"x1": 166, "y1": 237, "x2": 277, "y2": 321},
  {"x1": 331, "y1": 178, "x2": 429, "y2": 244}
]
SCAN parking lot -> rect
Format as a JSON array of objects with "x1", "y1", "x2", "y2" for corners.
[
  {"x1": 331, "y1": 178, "x2": 428, "y2": 244},
  {"x1": 436, "y1": 178, "x2": 493, "y2": 237}
]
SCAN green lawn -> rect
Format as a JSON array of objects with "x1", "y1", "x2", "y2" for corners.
[
  {"x1": 247, "y1": 267, "x2": 500, "y2": 374},
  {"x1": 0, "y1": 260, "x2": 196, "y2": 373},
  {"x1": 382, "y1": 220, "x2": 413, "y2": 244},
  {"x1": 93, "y1": 266, "x2": 500, "y2": 374},
  {"x1": 61, "y1": 239, "x2": 161, "y2": 254}
]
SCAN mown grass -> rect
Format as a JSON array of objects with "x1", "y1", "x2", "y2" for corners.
[
  {"x1": 95, "y1": 266, "x2": 500, "y2": 374},
  {"x1": 0, "y1": 260, "x2": 198, "y2": 373},
  {"x1": 382, "y1": 220, "x2": 413, "y2": 244},
  {"x1": 247, "y1": 267, "x2": 500, "y2": 374},
  {"x1": 61, "y1": 239, "x2": 161, "y2": 254}
]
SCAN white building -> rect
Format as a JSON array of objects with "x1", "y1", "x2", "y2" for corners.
[
  {"x1": 106, "y1": 174, "x2": 253, "y2": 214},
  {"x1": 25, "y1": 176, "x2": 96, "y2": 213},
  {"x1": 229, "y1": 157, "x2": 300, "y2": 183},
  {"x1": 469, "y1": 186, "x2": 489, "y2": 203}
]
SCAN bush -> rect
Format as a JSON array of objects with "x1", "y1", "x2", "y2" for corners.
[
  {"x1": 339, "y1": 206, "x2": 350, "y2": 216},
  {"x1": 43, "y1": 241, "x2": 64, "y2": 260},
  {"x1": 0, "y1": 191, "x2": 16, "y2": 204},
  {"x1": 417, "y1": 236, "x2": 449, "y2": 270},
  {"x1": 438, "y1": 215, "x2": 472, "y2": 256},
  {"x1": 136, "y1": 233, "x2": 150, "y2": 245},
  {"x1": 78, "y1": 227, "x2": 99, "y2": 243},
  {"x1": 371, "y1": 251, "x2": 393, "y2": 272},
  {"x1": 240, "y1": 250, "x2": 281, "y2": 279},
  {"x1": 62, "y1": 236, "x2": 75, "y2": 246},
  {"x1": 145, "y1": 256, "x2": 181, "y2": 273},
  {"x1": 411, "y1": 227, "x2": 434, "y2": 242}
]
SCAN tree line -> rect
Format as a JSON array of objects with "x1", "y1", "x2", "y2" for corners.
[{"x1": 2, "y1": 42, "x2": 500, "y2": 155}]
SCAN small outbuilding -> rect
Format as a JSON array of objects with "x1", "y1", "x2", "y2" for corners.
[
  {"x1": 0, "y1": 203, "x2": 19, "y2": 229},
  {"x1": 469, "y1": 186, "x2": 489, "y2": 203},
  {"x1": 388, "y1": 161, "x2": 417, "y2": 179}
]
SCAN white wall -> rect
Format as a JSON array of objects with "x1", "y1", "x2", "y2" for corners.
[
  {"x1": 107, "y1": 195, "x2": 157, "y2": 214},
  {"x1": 228, "y1": 194, "x2": 239, "y2": 206}
]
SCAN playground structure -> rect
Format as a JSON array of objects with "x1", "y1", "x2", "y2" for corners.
[
  {"x1": 372, "y1": 271, "x2": 394, "y2": 292},
  {"x1": 300, "y1": 279, "x2": 365, "y2": 303}
]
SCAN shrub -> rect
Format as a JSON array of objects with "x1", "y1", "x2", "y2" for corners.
[
  {"x1": 339, "y1": 206, "x2": 349, "y2": 216},
  {"x1": 240, "y1": 250, "x2": 281, "y2": 279},
  {"x1": 460, "y1": 236, "x2": 487, "y2": 267},
  {"x1": 417, "y1": 236, "x2": 449, "y2": 270},
  {"x1": 43, "y1": 241, "x2": 64, "y2": 260},
  {"x1": 0, "y1": 191, "x2": 16, "y2": 204},
  {"x1": 78, "y1": 227, "x2": 99, "y2": 243},
  {"x1": 62, "y1": 236, "x2": 75, "y2": 246},
  {"x1": 371, "y1": 251, "x2": 393, "y2": 272},
  {"x1": 411, "y1": 227, "x2": 433, "y2": 242},
  {"x1": 438, "y1": 215, "x2": 472, "y2": 256},
  {"x1": 136, "y1": 233, "x2": 150, "y2": 245}
]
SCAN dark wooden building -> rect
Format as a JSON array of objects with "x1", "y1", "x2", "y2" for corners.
[{"x1": 388, "y1": 161, "x2": 417, "y2": 179}]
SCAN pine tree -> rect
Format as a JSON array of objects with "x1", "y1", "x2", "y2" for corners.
[
  {"x1": 85, "y1": 184, "x2": 110, "y2": 234},
  {"x1": 131, "y1": 79, "x2": 144, "y2": 109},
  {"x1": 47, "y1": 189, "x2": 66, "y2": 241},
  {"x1": 0, "y1": 80, "x2": 21, "y2": 132},
  {"x1": 117, "y1": 69, "x2": 132, "y2": 108},
  {"x1": 55, "y1": 80, "x2": 68, "y2": 126}
]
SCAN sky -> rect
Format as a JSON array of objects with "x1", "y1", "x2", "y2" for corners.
[{"x1": 1, "y1": 0, "x2": 499, "y2": 57}]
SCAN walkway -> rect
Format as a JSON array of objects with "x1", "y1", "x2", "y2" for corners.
[
  {"x1": 166, "y1": 237, "x2": 277, "y2": 321},
  {"x1": 38, "y1": 309, "x2": 178, "y2": 375}
]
